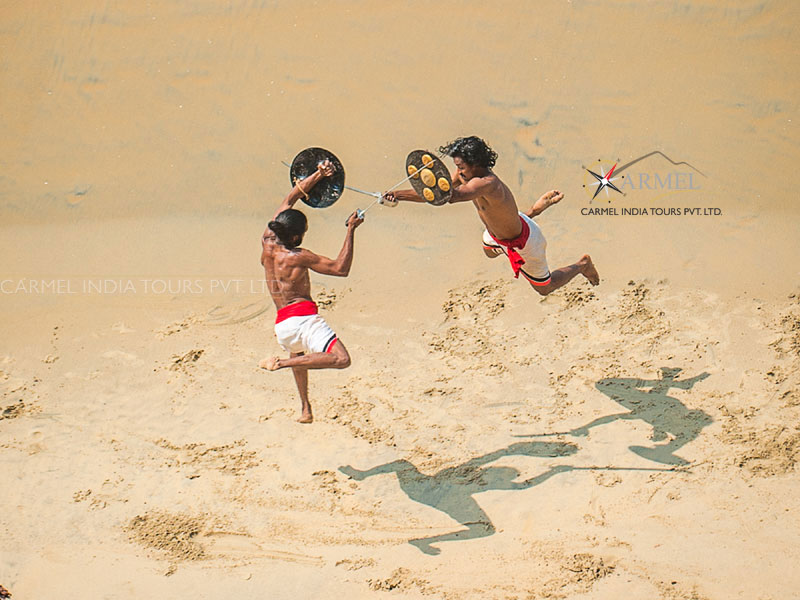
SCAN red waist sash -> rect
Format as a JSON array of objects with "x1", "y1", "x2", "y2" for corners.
[
  {"x1": 275, "y1": 300, "x2": 318, "y2": 324},
  {"x1": 489, "y1": 216, "x2": 530, "y2": 278}
]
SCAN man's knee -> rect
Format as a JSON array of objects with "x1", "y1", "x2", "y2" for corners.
[
  {"x1": 531, "y1": 283, "x2": 552, "y2": 296},
  {"x1": 331, "y1": 345, "x2": 351, "y2": 369}
]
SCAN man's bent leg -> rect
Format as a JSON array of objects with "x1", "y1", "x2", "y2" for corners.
[
  {"x1": 261, "y1": 339, "x2": 351, "y2": 371},
  {"x1": 530, "y1": 254, "x2": 599, "y2": 296}
]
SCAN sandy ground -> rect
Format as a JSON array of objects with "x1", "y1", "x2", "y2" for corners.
[{"x1": 2, "y1": 1, "x2": 800, "y2": 599}]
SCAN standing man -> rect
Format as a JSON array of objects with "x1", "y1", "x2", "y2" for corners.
[
  {"x1": 383, "y1": 136, "x2": 599, "y2": 294},
  {"x1": 260, "y1": 159, "x2": 364, "y2": 423}
]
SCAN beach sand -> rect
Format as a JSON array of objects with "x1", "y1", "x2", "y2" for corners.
[{"x1": 1, "y1": 1, "x2": 799, "y2": 598}]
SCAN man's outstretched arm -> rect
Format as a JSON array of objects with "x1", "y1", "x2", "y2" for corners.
[
  {"x1": 271, "y1": 159, "x2": 336, "y2": 221},
  {"x1": 382, "y1": 172, "x2": 487, "y2": 205},
  {"x1": 382, "y1": 188, "x2": 426, "y2": 204},
  {"x1": 297, "y1": 211, "x2": 364, "y2": 277}
]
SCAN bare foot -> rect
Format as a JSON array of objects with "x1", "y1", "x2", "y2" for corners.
[
  {"x1": 528, "y1": 189, "x2": 564, "y2": 216},
  {"x1": 297, "y1": 411, "x2": 313, "y2": 424},
  {"x1": 258, "y1": 357, "x2": 281, "y2": 371},
  {"x1": 579, "y1": 254, "x2": 600, "y2": 286},
  {"x1": 539, "y1": 189, "x2": 564, "y2": 209}
]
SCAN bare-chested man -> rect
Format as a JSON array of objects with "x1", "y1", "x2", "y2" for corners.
[
  {"x1": 259, "y1": 159, "x2": 363, "y2": 423},
  {"x1": 383, "y1": 136, "x2": 599, "y2": 294}
]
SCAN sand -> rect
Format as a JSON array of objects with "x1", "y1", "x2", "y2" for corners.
[{"x1": 1, "y1": 1, "x2": 799, "y2": 598}]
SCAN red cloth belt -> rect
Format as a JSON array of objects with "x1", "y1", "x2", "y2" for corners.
[
  {"x1": 489, "y1": 216, "x2": 530, "y2": 278},
  {"x1": 275, "y1": 300, "x2": 318, "y2": 324}
]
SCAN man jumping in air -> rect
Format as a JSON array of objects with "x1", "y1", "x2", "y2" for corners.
[
  {"x1": 383, "y1": 136, "x2": 599, "y2": 294},
  {"x1": 259, "y1": 159, "x2": 364, "y2": 423}
]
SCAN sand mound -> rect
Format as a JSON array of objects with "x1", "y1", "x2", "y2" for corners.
[
  {"x1": 325, "y1": 387, "x2": 395, "y2": 446},
  {"x1": 126, "y1": 511, "x2": 213, "y2": 562},
  {"x1": 168, "y1": 349, "x2": 204, "y2": 372},
  {"x1": 1, "y1": 400, "x2": 30, "y2": 421},
  {"x1": 563, "y1": 552, "x2": 615, "y2": 584},
  {"x1": 720, "y1": 410, "x2": 800, "y2": 477},
  {"x1": 367, "y1": 567, "x2": 434, "y2": 594}
]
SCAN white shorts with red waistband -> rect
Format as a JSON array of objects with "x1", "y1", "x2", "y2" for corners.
[
  {"x1": 482, "y1": 212, "x2": 552, "y2": 286},
  {"x1": 274, "y1": 300, "x2": 338, "y2": 354}
]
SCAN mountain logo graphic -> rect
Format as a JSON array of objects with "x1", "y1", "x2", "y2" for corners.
[{"x1": 582, "y1": 152, "x2": 705, "y2": 203}]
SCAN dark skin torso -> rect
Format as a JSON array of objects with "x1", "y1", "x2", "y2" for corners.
[
  {"x1": 454, "y1": 169, "x2": 524, "y2": 240},
  {"x1": 261, "y1": 232, "x2": 314, "y2": 310}
]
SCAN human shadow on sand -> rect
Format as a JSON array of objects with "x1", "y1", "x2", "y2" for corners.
[
  {"x1": 519, "y1": 367, "x2": 712, "y2": 466},
  {"x1": 340, "y1": 440, "x2": 577, "y2": 555},
  {"x1": 340, "y1": 368, "x2": 707, "y2": 555},
  {"x1": 340, "y1": 440, "x2": 680, "y2": 555}
]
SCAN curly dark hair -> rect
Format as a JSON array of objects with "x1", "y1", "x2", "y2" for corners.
[{"x1": 439, "y1": 136, "x2": 498, "y2": 168}]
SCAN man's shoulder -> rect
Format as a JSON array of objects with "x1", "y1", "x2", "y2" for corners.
[
  {"x1": 479, "y1": 172, "x2": 507, "y2": 197},
  {"x1": 476, "y1": 170, "x2": 502, "y2": 187},
  {"x1": 484, "y1": 170, "x2": 504, "y2": 183},
  {"x1": 283, "y1": 246, "x2": 316, "y2": 264}
]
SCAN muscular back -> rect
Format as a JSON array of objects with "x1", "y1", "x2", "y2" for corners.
[{"x1": 261, "y1": 231, "x2": 313, "y2": 310}]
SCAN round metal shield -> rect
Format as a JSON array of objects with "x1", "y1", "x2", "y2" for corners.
[
  {"x1": 289, "y1": 147, "x2": 345, "y2": 208},
  {"x1": 405, "y1": 150, "x2": 452, "y2": 206}
]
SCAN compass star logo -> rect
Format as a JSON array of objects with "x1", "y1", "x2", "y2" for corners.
[{"x1": 586, "y1": 162, "x2": 623, "y2": 200}]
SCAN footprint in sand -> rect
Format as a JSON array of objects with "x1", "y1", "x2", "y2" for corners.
[{"x1": 157, "y1": 315, "x2": 200, "y2": 338}]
